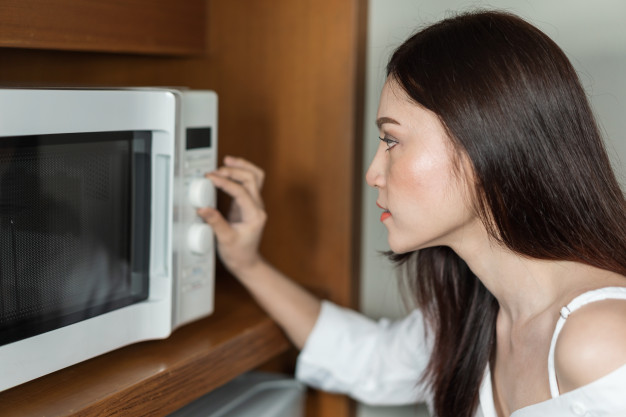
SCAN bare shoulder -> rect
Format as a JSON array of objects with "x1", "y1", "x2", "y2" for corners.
[{"x1": 554, "y1": 297, "x2": 626, "y2": 393}]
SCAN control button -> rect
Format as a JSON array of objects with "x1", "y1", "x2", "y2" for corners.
[
  {"x1": 188, "y1": 178, "x2": 215, "y2": 208},
  {"x1": 186, "y1": 158, "x2": 213, "y2": 169},
  {"x1": 190, "y1": 280, "x2": 206, "y2": 290},
  {"x1": 187, "y1": 224, "x2": 213, "y2": 255}
]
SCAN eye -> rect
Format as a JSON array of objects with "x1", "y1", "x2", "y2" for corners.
[{"x1": 378, "y1": 136, "x2": 398, "y2": 151}]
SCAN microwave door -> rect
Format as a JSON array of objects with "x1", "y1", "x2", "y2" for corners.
[{"x1": 0, "y1": 131, "x2": 151, "y2": 346}]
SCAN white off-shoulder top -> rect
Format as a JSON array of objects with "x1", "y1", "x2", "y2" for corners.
[{"x1": 296, "y1": 287, "x2": 626, "y2": 416}]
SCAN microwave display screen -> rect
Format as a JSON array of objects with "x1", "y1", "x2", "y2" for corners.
[
  {"x1": 186, "y1": 127, "x2": 212, "y2": 150},
  {"x1": 0, "y1": 131, "x2": 151, "y2": 346}
]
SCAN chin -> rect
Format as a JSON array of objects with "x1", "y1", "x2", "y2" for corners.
[
  {"x1": 387, "y1": 239, "x2": 417, "y2": 255},
  {"x1": 387, "y1": 236, "x2": 440, "y2": 254}
]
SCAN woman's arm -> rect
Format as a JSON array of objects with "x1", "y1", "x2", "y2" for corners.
[
  {"x1": 216, "y1": 256, "x2": 321, "y2": 349},
  {"x1": 197, "y1": 156, "x2": 320, "y2": 349}
]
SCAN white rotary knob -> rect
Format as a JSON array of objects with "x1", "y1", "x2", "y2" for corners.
[
  {"x1": 188, "y1": 178, "x2": 215, "y2": 208},
  {"x1": 187, "y1": 223, "x2": 213, "y2": 254}
]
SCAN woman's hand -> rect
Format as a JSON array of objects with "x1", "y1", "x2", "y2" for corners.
[
  {"x1": 198, "y1": 156, "x2": 321, "y2": 349},
  {"x1": 197, "y1": 156, "x2": 267, "y2": 277}
]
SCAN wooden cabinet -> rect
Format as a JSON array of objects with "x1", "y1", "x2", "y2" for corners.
[
  {"x1": 0, "y1": 1, "x2": 366, "y2": 416},
  {"x1": 0, "y1": 0, "x2": 207, "y2": 55}
]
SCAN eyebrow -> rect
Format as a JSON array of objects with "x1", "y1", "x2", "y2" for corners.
[{"x1": 376, "y1": 116, "x2": 400, "y2": 129}]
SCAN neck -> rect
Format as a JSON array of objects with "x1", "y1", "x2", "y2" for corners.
[{"x1": 448, "y1": 221, "x2": 615, "y2": 323}]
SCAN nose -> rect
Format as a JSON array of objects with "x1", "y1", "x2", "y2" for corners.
[{"x1": 365, "y1": 145, "x2": 385, "y2": 188}]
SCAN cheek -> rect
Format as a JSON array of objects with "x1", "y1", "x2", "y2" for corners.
[{"x1": 390, "y1": 151, "x2": 452, "y2": 202}]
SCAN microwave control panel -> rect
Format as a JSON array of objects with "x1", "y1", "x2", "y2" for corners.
[{"x1": 173, "y1": 90, "x2": 217, "y2": 328}]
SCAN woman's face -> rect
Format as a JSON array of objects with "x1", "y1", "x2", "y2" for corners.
[{"x1": 366, "y1": 78, "x2": 478, "y2": 253}]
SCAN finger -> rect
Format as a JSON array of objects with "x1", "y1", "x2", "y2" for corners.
[
  {"x1": 223, "y1": 156, "x2": 265, "y2": 189},
  {"x1": 196, "y1": 207, "x2": 236, "y2": 244},
  {"x1": 205, "y1": 172, "x2": 263, "y2": 221},
  {"x1": 212, "y1": 166, "x2": 263, "y2": 203}
]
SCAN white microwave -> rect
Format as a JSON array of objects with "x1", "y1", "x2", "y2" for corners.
[{"x1": 0, "y1": 87, "x2": 218, "y2": 392}]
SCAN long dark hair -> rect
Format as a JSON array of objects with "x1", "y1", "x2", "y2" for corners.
[{"x1": 386, "y1": 10, "x2": 626, "y2": 416}]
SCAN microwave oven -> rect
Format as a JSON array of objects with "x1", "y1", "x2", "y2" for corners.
[{"x1": 0, "y1": 87, "x2": 217, "y2": 392}]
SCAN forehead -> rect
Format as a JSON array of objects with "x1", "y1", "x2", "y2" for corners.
[
  {"x1": 377, "y1": 78, "x2": 412, "y2": 115},
  {"x1": 376, "y1": 78, "x2": 440, "y2": 133}
]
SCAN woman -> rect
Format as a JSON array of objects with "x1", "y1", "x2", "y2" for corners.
[{"x1": 198, "y1": 10, "x2": 626, "y2": 417}]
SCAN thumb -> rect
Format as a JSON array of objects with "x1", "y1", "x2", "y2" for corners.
[{"x1": 197, "y1": 207, "x2": 236, "y2": 243}]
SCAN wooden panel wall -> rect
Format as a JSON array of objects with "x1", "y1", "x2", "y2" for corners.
[{"x1": 0, "y1": 0, "x2": 367, "y2": 416}]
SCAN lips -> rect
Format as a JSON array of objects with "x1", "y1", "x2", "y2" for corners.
[{"x1": 376, "y1": 202, "x2": 391, "y2": 222}]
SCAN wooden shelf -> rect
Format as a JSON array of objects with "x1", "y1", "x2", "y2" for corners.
[
  {"x1": 0, "y1": 0, "x2": 207, "y2": 55},
  {"x1": 0, "y1": 277, "x2": 290, "y2": 417}
]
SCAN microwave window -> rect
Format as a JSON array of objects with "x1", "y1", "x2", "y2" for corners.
[{"x1": 0, "y1": 131, "x2": 151, "y2": 346}]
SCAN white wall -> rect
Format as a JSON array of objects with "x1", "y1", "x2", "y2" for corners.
[{"x1": 359, "y1": 2, "x2": 626, "y2": 416}]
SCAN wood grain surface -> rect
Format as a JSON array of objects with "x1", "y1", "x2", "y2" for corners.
[
  {"x1": 0, "y1": 0, "x2": 206, "y2": 55},
  {"x1": 0, "y1": 1, "x2": 367, "y2": 415}
]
